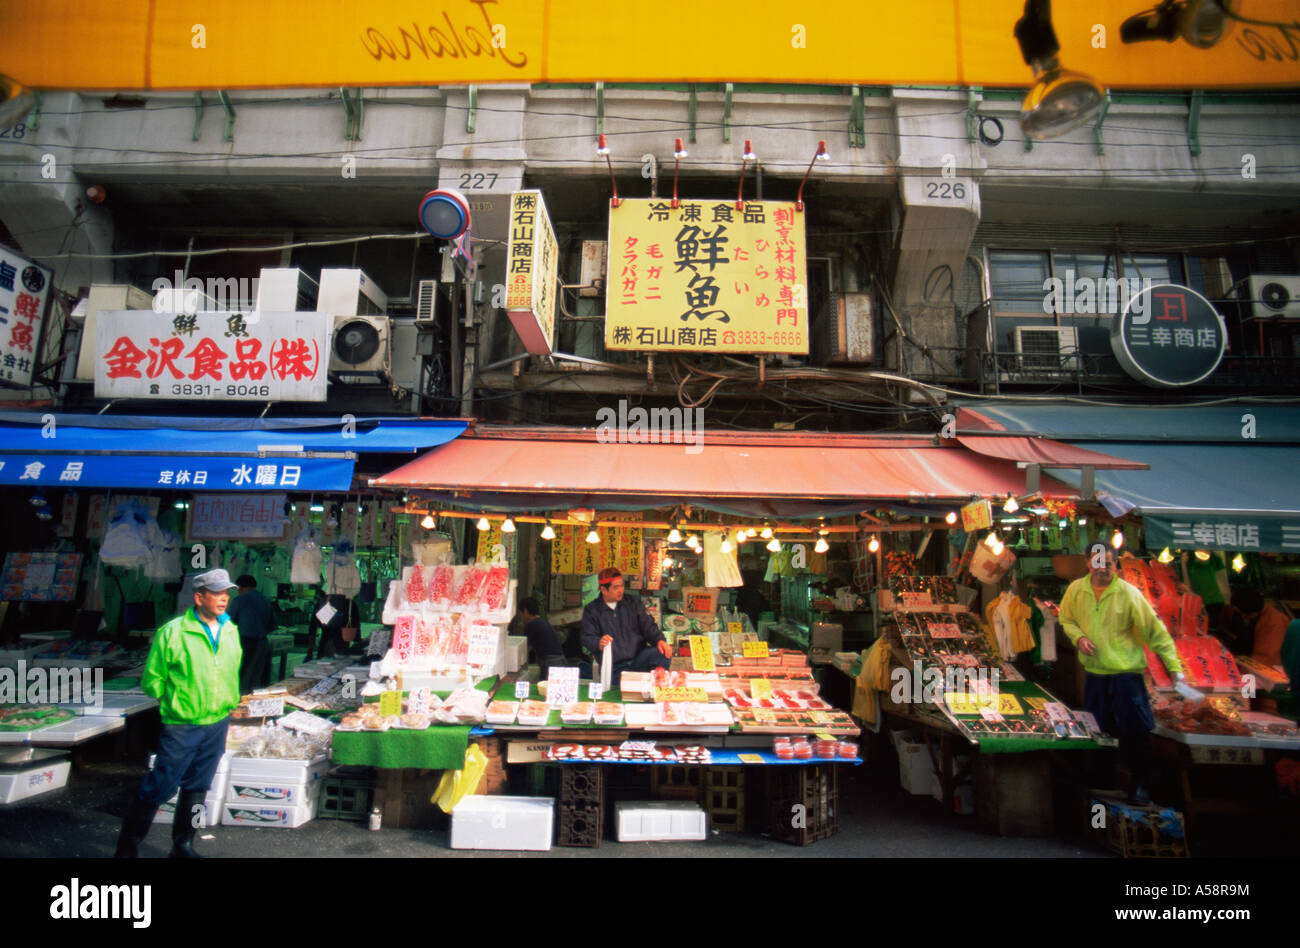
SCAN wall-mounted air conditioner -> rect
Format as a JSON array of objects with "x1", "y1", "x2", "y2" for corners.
[
  {"x1": 331, "y1": 315, "x2": 390, "y2": 375},
  {"x1": 1014, "y1": 326, "x2": 1080, "y2": 373},
  {"x1": 318, "y1": 269, "x2": 388, "y2": 317},
  {"x1": 1240, "y1": 275, "x2": 1300, "y2": 320},
  {"x1": 415, "y1": 279, "x2": 438, "y2": 325},
  {"x1": 257, "y1": 268, "x2": 318, "y2": 312}
]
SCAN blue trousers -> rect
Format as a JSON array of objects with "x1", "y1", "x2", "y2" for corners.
[
  {"x1": 1084, "y1": 672, "x2": 1154, "y2": 788},
  {"x1": 136, "y1": 718, "x2": 229, "y2": 805},
  {"x1": 612, "y1": 645, "x2": 672, "y2": 677}
]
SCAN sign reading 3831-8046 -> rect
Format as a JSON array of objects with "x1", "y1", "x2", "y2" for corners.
[
  {"x1": 605, "y1": 199, "x2": 808, "y2": 354},
  {"x1": 95, "y1": 311, "x2": 331, "y2": 401}
]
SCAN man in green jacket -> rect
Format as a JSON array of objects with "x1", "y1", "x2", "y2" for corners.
[
  {"x1": 1060, "y1": 547, "x2": 1184, "y2": 807},
  {"x1": 116, "y1": 569, "x2": 242, "y2": 858}
]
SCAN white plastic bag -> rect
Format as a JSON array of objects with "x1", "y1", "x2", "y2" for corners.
[
  {"x1": 100, "y1": 500, "x2": 154, "y2": 567},
  {"x1": 290, "y1": 529, "x2": 322, "y2": 584}
]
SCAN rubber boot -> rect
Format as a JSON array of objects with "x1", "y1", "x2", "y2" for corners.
[
  {"x1": 169, "y1": 790, "x2": 207, "y2": 858},
  {"x1": 114, "y1": 797, "x2": 159, "y2": 858}
]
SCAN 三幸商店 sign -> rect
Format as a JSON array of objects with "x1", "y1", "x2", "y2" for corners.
[
  {"x1": 1145, "y1": 515, "x2": 1300, "y2": 555},
  {"x1": 95, "y1": 311, "x2": 331, "y2": 401},
  {"x1": 0, "y1": 249, "x2": 54, "y2": 390},
  {"x1": 605, "y1": 199, "x2": 809, "y2": 355},
  {"x1": 1111, "y1": 284, "x2": 1226, "y2": 388}
]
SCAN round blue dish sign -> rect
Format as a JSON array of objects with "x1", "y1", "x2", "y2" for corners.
[{"x1": 1111, "y1": 283, "x2": 1226, "y2": 388}]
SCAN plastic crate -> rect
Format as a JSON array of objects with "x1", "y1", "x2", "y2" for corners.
[
  {"x1": 1094, "y1": 798, "x2": 1189, "y2": 858},
  {"x1": 761, "y1": 764, "x2": 838, "y2": 846},
  {"x1": 705, "y1": 767, "x2": 745, "y2": 833},
  {"x1": 559, "y1": 765, "x2": 604, "y2": 806},
  {"x1": 557, "y1": 801, "x2": 603, "y2": 847},
  {"x1": 316, "y1": 769, "x2": 375, "y2": 823}
]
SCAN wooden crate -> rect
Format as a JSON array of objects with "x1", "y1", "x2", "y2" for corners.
[
  {"x1": 1092, "y1": 796, "x2": 1190, "y2": 858},
  {"x1": 705, "y1": 767, "x2": 745, "y2": 833}
]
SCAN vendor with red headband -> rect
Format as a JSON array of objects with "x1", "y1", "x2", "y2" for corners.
[{"x1": 581, "y1": 567, "x2": 673, "y2": 676}]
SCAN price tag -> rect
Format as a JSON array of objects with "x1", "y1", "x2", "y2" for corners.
[
  {"x1": 750, "y1": 679, "x2": 773, "y2": 700},
  {"x1": 928, "y1": 622, "x2": 962, "y2": 640},
  {"x1": 944, "y1": 692, "x2": 989, "y2": 715},
  {"x1": 689, "y1": 635, "x2": 715, "y2": 672},
  {"x1": 467, "y1": 624, "x2": 499, "y2": 669},
  {"x1": 960, "y1": 499, "x2": 993, "y2": 532},
  {"x1": 620, "y1": 740, "x2": 657, "y2": 753},
  {"x1": 997, "y1": 694, "x2": 1024, "y2": 716},
  {"x1": 654, "y1": 687, "x2": 709, "y2": 703},
  {"x1": 514, "y1": 680, "x2": 531, "y2": 700},
  {"x1": 245, "y1": 697, "x2": 284, "y2": 718},
  {"x1": 980, "y1": 707, "x2": 1005, "y2": 723},
  {"x1": 408, "y1": 688, "x2": 433, "y2": 714},
  {"x1": 379, "y1": 690, "x2": 402, "y2": 717},
  {"x1": 741, "y1": 641, "x2": 769, "y2": 658},
  {"x1": 587, "y1": 683, "x2": 604, "y2": 702},
  {"x1": 754, "y1": 709, "x2": 778, "y2": 725},
  {"x1": 737, "y1": 753, "x2": 764, "y2": 764},
  {"x1": 810, "y1": 711, "x2": 832, "y2": 725},
  {"x1": 1044, "y1": 702, "x2": 1072, "y2": 723},
  {"x1": 314, "y1": 602, "x2": 338, "y2": 626},
  {"x1": 1025, "y1": 697, "x2": 1048, "y2": 711},
  {"x1": 546, "y1": 667, "x2": 580, "y2": 707},
  {"x1": 727, "y1": 622, "x2": 743, "y2": 638},
  {"x1": 900, "y1": 592, "x2": 934, "y2": 610}
]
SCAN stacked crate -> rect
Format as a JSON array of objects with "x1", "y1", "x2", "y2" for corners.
[
  {"x1": 704, "y1": 767, "x2": 745, "y2": 833},
  {"x1": 760, "y1": 765, "x2": 839, "y2": 846},
  {"x1": 556, "y1": 765, "x2": 604, "y2": 847},
  {"x1": 650, "y1": 765, "x2": 702, "y2": 802}
]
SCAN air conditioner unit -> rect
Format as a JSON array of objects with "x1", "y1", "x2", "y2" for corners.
[
  {"x1": 153, "y1": 287, "x2": 221, "y2": 314},
  {"x1": 257, "y1": 268, "x2": 318, "y2": 312},
  {"x1": 816, "y1": 292, "x2": 874, "y2": 365},
  {"x1": 331, "y1": 315, "x2": 390, "y2": 375},
  {"x1": 74, "y1": 284, "x2": 155, "y2": 381},
  {"x1": 318, "y1": 269, "x2": 388, "y2": 317},
  {"x1": 1014, "y1": 326, "x2": 1080, "y2": 373},
  {"x1": 1240, "y1": 275, "x2": 1300, "y2": 320},
  {"x1": 415, "y1": 279, "x2": 438, "y2": 324}
]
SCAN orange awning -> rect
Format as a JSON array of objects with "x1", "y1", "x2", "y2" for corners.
[{"x1": 370, "y1": 426, "x2": 1072, "y2": 503}]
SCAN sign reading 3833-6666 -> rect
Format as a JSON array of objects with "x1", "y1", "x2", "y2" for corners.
[{"x1": 605, "y1": 199, "x2": 808, "y2": 354}]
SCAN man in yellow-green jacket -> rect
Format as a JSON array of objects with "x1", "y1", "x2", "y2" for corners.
[
  {"x1": 1060, "y1": 547, "x2": 1184, "y2": 807},
  {"x1": 116, "y1": 569, "x2": 242, "y2": 858}
]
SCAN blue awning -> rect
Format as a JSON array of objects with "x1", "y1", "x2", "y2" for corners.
[
  {"x1": 954, "y1": 402, "x2": 1300, "y2": 443},
  {"x1": 0, "y1": 414, "x2": 467, "y2": 492}
]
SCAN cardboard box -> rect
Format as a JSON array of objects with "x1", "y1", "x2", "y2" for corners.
[
  {"x1": 221, "y1": 802, "x2": 314, "y2": 828},
  {"x1": 0, "y1": 759, "x2": 71, "y2": 804},
  {"x1": 615, "y1": 801, "x2": 707, "y2": 841},
  {"x1": 450, "y1": 795, "x2": 553, "y2": 850},
  {"x1": 506, "y1": 740, "x2": 554, "y2": 764},
  {"x1": 894, "y1": 730, "x2": 941, "y2": 797}
]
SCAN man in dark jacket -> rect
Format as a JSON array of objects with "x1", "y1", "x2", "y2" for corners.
[
  {"x1": 228, "y1": 574, "x2": 275, "y2": 692},
  {"x1": 580, "y1": 567, "x2": 672, "y2": 676}
]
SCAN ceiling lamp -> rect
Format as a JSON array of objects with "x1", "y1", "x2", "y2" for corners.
[
  {"x1": 1078, "y1": 517, "x2": 1088, "y2": 525},
  {"x1": 984, "y1": 532, "x2": 1001, "y2": 548},
  {"x1": 1014, "y1": 0, "x2": 1106, "y2": 140},
  {"x1": 1194, "y1": 550, "x2": 1212, "y2": 561},
  {"x1": 721, "y1": 536, "x2": 734, "y2": 554},
  {"x1": 420, "y1": 514, "x2": 435, "y2": 529},
  {"x1": 476, "y1": 515, "x2": 490, "y2": 531},
  {"x1": 29, "y1": 492, "x2": 48, "y2": 508},
  {"x1": 990, "y1": 537, "x2": 1005, "y2": 556},
  {"x1": 945, "y1": 511, "x2": 958, "y2": 525},
  {"x1": 501, "y1": 516, "x2": 516, "y2": 533},
  {"x1": 1157, "y1": 547, "x2": 1174, "y2": 564},
  {"x1": 540, "y1": 520, "x2": 556, "y2": 541},
  {"x1": 814, "y1": 536, "x2": 829, "y2": 554},
  {"x1": 668, "y1": 527, "x2": 683, "y2": 543},
  {"x1": 734, "y1": 529, "x2": 747, "y2": 544},
  {"x1": 766, "y1": 537, "x2": 782, "y2": 553},
  {"x1": 687, "y1": 534, "x2": 700, "y2": 548},
  {"x1": 586, "y1": 528, "x2": 601, "y2": 544},
  {"x1": 1121, "y1": 0, "x2": 1237, "y2": 48},
  {"x1": 760, "y1": 526, "x2": 774, "y2": 540},
  {"x1": 746, "y1": 528, "x2": 757, "y2": 538},
  {"x1": 663, "y1": 556, "x2": 674, "y2": 569},
  {"x1": 1004, "y1": 496, "x2": 1020, "y2": 514},
  {"x1": 1231, "y1": 553, "x2": 1246, "y2": 573},
  {"x1": 868, "y1": 536, "x2": 880, "y2": 553},
  {"x1": 1111, "y1": 528, "x2": 1125, "y2": 549}
]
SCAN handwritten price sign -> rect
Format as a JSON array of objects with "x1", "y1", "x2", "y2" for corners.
[
  {"x1": 689, "y1": 635, "x2": 715, "y2": 672},
  {"x1": 379, "y1": 690, "x2": 402, "y2": 717},
  {"x1": 654, "y1": 687, "x2": 709, "y2": 703},
  {"x1": 741, "y1": 641, "x2": 769, "y2": 658},
  {"x1": 750, "y1": 679, "x2": 773, "y2": 700}
]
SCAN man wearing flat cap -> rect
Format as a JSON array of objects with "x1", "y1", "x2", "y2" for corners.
[{"x1": 116, "y1": 569, "x2": 242, "y2": 858}]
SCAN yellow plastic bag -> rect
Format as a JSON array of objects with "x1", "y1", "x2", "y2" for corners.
[{"x1": 432, "y1": 744, "x2": 488, "y2": 813}]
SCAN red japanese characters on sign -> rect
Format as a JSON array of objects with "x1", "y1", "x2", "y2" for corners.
[
  {"x1": 95, "y1": 311, "x2": 331, "y2": 401},
  {"x1": 0, "y1": 250, "x2": 54, "y2": 390}
]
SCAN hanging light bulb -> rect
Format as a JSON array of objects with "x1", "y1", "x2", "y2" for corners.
[
  {"x1": 477, "y1": 515, "x2": 490, "y2": 530},
  {"x1": 1231, "y1": 553, "x2": 1246, "y2": 573},
  {"x1": 945, "y1": 511, "x2": 958, "y2": 526},
  {"x1": 501, "y1": 516, "x2": 516, "y2": 533},
  {"x1": 540, "y1": 520, "x2": 556, "y2": 541},
  {"x1": 1078, "y1": 517, "x2": 1088, "y2": 526},
  {"x1": 668, "y1": 526, "x2": 683, "y2": 543},
  {"x1": 1004, "y1": 495, "x2": 1020, "y2": 514},
  {"x1": 1194, "y1": 550, "x2": 1212, "y2": 562},
  {"x1": 663, "y1": 556, "x2": 674, "y2": 568},
  {"x1": 868, "y1": 536, "x2": 880, "y2": 553},
  {"x1": 1058, "y1": 519, "x2": 1067, "y2": 528},
  {"x1": 761, "y1": 526, "x2": 774, "y2": 539},
  {"x1": 746, "y1": 528, "x2": 757, "y2": 538},
  {"x1": 1157, "y1": 547, "x2": 1174, "y2": 564},
  {"x1": 984, "y1": 532, "x2": 1001, "y2": 549},
  {"x1": 421, "y1": 514, "x2": 435, "y2": 529},
  {"x1": 687, "y1": 534, "x2": 700, "y2": 549},
  {"x1": 586, "y1": 528, "x2": 600, "y2": 544},
  {"x1": 814, "y1": 537, "x2": 829, "y2": 554},
  {"x1": 735, "y1": 528, "x2": 747, "y2": 544},
  {"x1": 1110, "y1": 528, "x2": 1124, "y2": 550},
  {"x1": 721, "y1": 536, "x2": 734, "y2": 554},
  {"x1": 766, "y1": 536, "x2": 782, "y2": 553},
  {"x1": 990, "y1": 537, "x2": 1005, "y2": 556}
]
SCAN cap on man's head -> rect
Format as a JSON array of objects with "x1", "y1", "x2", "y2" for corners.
[
  {"x1": 192, "y1": 569, "x2": 238, "y2": 593},
  {"x1": 598, "y1": 567, "x2": 622, "y2": 587}
]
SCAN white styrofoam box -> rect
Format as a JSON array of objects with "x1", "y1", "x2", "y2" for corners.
[
  {"x1": 226, "y1": 776, "x2": 319, "y2": 807},
  {"x1": 154, "y1": 782, "x2": 226, "y2": 827},
  {"x1": 227, "y1": 755, "x2": 328, "y2": 785},
  {"x1": 896, "y1": 736, "x2": 941, "y2": 797},
  {"x1": 450, "y1": 796, "x2": 554, "y2": 851},
  {"x1": 0, "y1": 760, "x2": 71, "y2": 804},
  {"x1": 221, "y1": 802, "x2": 313, "y2": 828},
  {"x1": 505, "y1": 635, "x2": 527, "y2": 674},
  {"x1": 615, "y1": 802, "x2": 707, "y2": 842}
]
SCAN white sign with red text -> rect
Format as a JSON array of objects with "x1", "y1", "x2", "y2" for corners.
[
  {"x1": 0, "y1": 249, "x2": 53, "y2": 390},
  {"x1": 95, "y1": 311, "x2": 330, "y2": 401}
]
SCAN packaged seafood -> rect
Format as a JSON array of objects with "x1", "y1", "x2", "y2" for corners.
[
  {"x1": 548, "y1": 743, "x2": 581, "y2": 760},
  {"x1": 485, "y1": 701, "x2": 519, "y2": 725},
  {"x1": 517, "y1": 700, "x2": 552, "y2": 726},
  {"x1": 428, "y1": 566, "x2": 454, "y2": 605},
  {"x1": 582, "y1": 744, "x2": 617, "y2": 760},
  {"x1": 658, "y1": 702, "x2": 683, "y2": 726},
  {"x1": 837, "y1": 741, "x2": 859, "y2": 759},
  {"x1": 561, "y1": 702, "x2": 593, "y2": 724},
  {"x1": 593, "y1": 702, "x2": 625, "y2": 725},
  {"x1": 396, "y1": 713, "x2": 432, "y2": 730},
  {"x1": 453, "y1": 567, "x2": 488, "y2": 608},
  {"x1": 405, "y1": 564, "x2": 427, "y2": 603},
  {"x1": 481, "y1": 566, "x2": 510, "y2": 612}
]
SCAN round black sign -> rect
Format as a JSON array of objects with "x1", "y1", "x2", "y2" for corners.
[{"x1": 1111, "y1": 283, "x2": 1226, "y2": 388}]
